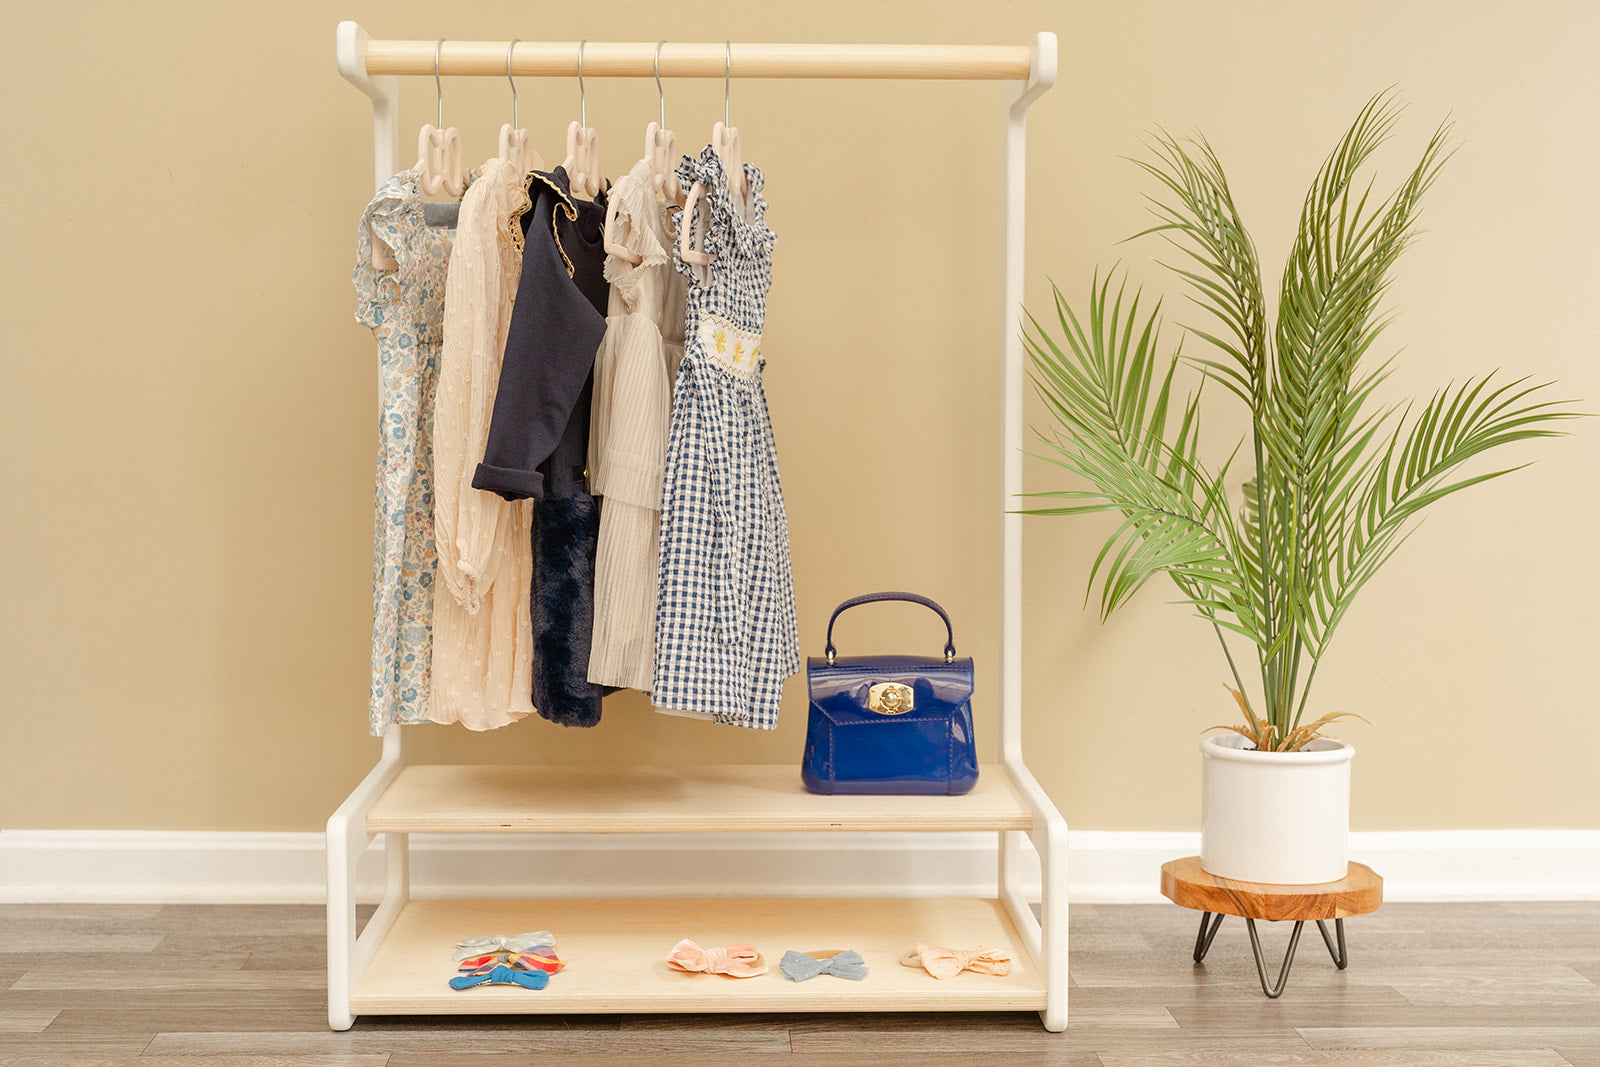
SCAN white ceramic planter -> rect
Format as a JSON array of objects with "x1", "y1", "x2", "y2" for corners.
[{"x1": 1199, "y1": 731, "x2": 1354, "y2": 885}]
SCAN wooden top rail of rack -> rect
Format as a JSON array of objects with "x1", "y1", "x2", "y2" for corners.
[{"x1": 361, "y1": 40, "x2": 1034, "y2": 80}]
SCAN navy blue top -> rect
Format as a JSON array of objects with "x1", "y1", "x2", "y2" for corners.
[{"x1": 473, "y1": 167, "x2": 610, "y2": 501}]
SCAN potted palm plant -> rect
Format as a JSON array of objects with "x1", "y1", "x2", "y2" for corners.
[{"x1": 1024, "y1": 92, "x2": 1578, "y2": 885}]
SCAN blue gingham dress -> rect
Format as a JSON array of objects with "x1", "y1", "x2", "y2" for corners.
[{"x1": 652, "y1": 146, "x2": 799, "y2": 728}]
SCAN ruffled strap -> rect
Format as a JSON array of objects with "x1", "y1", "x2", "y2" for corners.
[
  {"x1": 353, "y1": 166, "x2": 425, "y2": 327},
  {"x1": 604, "y1": 158, "x2": 674, "y2": 311},
  {"x1": 669, "y1": 145, "x2": 775, "y2": 281},
  {"x1": 724, "y1": 162, "x2": 774, "y2": 260}
]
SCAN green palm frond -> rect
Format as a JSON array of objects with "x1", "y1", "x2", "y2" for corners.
[
  {"x1": 1026, "y1": 91, "x2": 1581, "y2": 750},
  {"x1": 1322, "y1": 375, "x2": 1577, "y2": 644},
  {"x1": 1131, "y1": 128, "x2": 1268, "y2": 414},
  {"x1": 1023, "y1": 272, "x2": 1255, "y2": 631}
]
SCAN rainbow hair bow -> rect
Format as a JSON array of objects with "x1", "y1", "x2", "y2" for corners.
[{"x1": 449, "y1": 947, "x2": 565, "y2": 990}]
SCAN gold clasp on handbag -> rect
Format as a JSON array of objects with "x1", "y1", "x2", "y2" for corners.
[{"x1": 868, "y1": 682, "x2": 914, "y2": 715}]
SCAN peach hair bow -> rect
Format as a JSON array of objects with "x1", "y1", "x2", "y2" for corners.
[
  {"x1": 665, "y1": 938, "x2": 769, "y2": 978},
  {"x1": 900, "y1": 942, "x2": 1013, "y2": 980}
]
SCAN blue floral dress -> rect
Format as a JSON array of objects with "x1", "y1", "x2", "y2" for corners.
[
  {"x1": 653, "y1": 147, "x2": 799, "y2": 728},
  {"x1": 353, "y1": 167, "x2": 456, "y2": 735}
]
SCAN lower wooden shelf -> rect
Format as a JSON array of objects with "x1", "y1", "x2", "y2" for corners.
[{"x1": 352, "y1": 896, "x2": 1045, "y2": 1015}]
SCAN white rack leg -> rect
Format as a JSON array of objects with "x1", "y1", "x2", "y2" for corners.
[
  {"x1": 387, "y1": 826, "x2": 411, "y2": 902},
  {"x1": 998, "y1": 32, "x2": 1064, "y2": 1032},
  {"x1": 1030, "y1": 782, "x2": 1070, "y2": 1032},
  {"x1": 327, "y1": 729, "x2": 408, "y2": 1031},
  {"x1": 330, "y1": 24, "x2": 406, "y2": 1033},
  {"x1": 998, "y1": 37, "x2": 1059, "y2": 766},
  {"x1": 999, "y1": 829, "x2": 1030, "y2": 939},
  {"x1": 1002, "y1": 761, "x2": 1069, "y2": 1031},
  {"x1": 1000, "y1": 827, "x2": 1041, "y2": 960}
]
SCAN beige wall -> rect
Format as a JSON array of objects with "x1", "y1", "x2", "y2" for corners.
[{"x1": 3, "y1": 1, "x2": 1596, "y2": 833}]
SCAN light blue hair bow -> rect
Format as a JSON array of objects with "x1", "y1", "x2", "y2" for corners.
[
  {"x1": 779, "y1": 949, "x2": 869, "y2": 982},
  {"x1": 448, "y1": 962, "x2": 551, "y2": 990}
]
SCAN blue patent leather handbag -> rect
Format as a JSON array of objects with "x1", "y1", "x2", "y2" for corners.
[{"x1": 802, "y1": 592, "x2": 979, "y2": 796}]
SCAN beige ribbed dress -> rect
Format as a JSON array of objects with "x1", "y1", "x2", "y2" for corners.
[
  {"x1": 431, "y1": 157, "x2": 537, "y2": 730},
  {"x1": 587, "y1": 158, "x2": 687, "y2": 691}
]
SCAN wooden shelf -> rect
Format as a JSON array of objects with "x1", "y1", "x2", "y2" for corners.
[
  {"x1": 351, "y1": 896, "x2": 1045, "y2": 1015},
  {"x1": 366, "y1": 764, "x2": 1033, "y2": 834}
]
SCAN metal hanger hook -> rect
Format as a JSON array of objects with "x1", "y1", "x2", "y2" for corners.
[
  {"x1": 433, "y1": 38, "x2": 445, "y2": 128},
  {"x1": 655, "y1": 40, "x2": 666, "y2": 128},
  {"x1": 506, "y1": 39, "x2": 520, "y2": 127},
  {"x1": 724, "y1": 40, "x2": 731, "y2": 126},
  {"x1": 577, "y1": 39, "x2": 587, "y2": 127}
]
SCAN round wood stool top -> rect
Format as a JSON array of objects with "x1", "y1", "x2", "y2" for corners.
[{"x1": 1160, "y1": 857, "x2": 1382, "y2": 922}]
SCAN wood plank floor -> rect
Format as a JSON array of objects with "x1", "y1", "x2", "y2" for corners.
[{"x1": 0, "y1": 901, "x2": 1596, "y2": 1064}]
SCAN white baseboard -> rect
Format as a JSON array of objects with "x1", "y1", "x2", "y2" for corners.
[
  {"x1": 1, "y1": 828, "x2": 1594, "y2": 905},
  {"x1": 1064, "y1": 829, "x2": 1600, "y2": 903}
]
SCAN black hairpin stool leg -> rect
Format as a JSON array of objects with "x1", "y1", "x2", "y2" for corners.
[
  {"x1": 1189, "y1": 909, "x2": 1349, "y2": 996},
  {"x1": 1317, "y1": 917, "x2": 1348, "y2": 969},
  {"x1": 1192, "y1": 911, "x2": 1225, "y2": 962},
  {"x1": 1244, "y1": 918, "x2": 1305, "y2": 998}
]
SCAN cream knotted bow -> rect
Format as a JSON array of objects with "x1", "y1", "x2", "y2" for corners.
[
  {"x1": 665, "y1": 938, "x2": 768, "y2": 977},
  {"x1": 900, "y1": 943, "x2": 1013, "y2": 980}
]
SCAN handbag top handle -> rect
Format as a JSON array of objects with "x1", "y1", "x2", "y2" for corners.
[{"x1": 824, "y1": 591, "x2": 957, "y2": 665}]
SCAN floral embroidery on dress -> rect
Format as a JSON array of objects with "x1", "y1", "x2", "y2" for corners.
[
  {"x1": 694, "y1": 313, "x2": 763, "y2": 381},
  {"x1": 354, "y1": 166, "x2": 458, "y2": 735}
]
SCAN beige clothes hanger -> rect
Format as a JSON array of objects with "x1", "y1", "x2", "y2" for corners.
[
  {"x1": 677, "y1": 182, "x2": 711, "y2": 267},
  {"x1": 416, "y1": 39, "x2": 468, "y2": 198},
  {"x1": 561, "y1": 39, "x2": 603, "y2": 199},
  {"x1": 647, "y1": 41, "x2": 683, "y2": 203},
  {"x1": 679, "y1": 41, "x2": 742, "y2": 267},
  {"x1": 646, "y1": 121, "x2": 680, "y2": 200},
  {"x1": 677, "y1": 161, "x2": 712, "y2": 265},
  {"x1": 714, "y1": 41, "x2": 746, "y2": 201},
  {"x1": 373, "y1": 38, "x2": 461, "y2": 270},
  {"x1": 605, "y1": 41, "x2": 679, "y2": 267},
  {"x1": 498, "y1": 39, "x2": 544, "y2": 177}
]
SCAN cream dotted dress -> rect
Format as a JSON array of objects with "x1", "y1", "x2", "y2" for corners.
[{"x1": 431, "y1": 157, "x2": 536, "y2": 730}]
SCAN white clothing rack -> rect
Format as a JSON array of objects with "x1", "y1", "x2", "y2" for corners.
[{"x1": 328, "y1": 20, "x2": 1066, "y2": 1032}]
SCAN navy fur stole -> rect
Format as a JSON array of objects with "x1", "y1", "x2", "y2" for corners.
[{"x1": 530, "y1": 493, "x2": 605, "y2": 727}]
